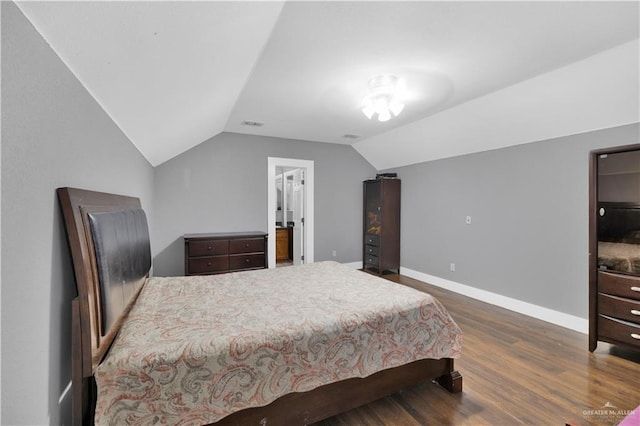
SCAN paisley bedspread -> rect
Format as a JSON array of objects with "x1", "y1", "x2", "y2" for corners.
[{"x1": 94, "y1": 261, "x2": 462, "y2": 425}]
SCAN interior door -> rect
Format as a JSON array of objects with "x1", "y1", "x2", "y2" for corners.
[{"x1": 292, "y1": 168, "x2": 305, "y2": 265}]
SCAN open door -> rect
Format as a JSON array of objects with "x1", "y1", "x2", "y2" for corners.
[
  {"x1": 291, "y1": 168, "x2": 305, "y2": 265},
  {"x1": 268, "y1": 157, "x2": 314, "y2": 269}
]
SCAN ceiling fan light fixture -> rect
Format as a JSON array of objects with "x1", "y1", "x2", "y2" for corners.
[{"x1": 361, "y1": 74, "x2": 405, "y2": 122}]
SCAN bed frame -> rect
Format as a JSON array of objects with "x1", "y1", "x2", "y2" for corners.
[{"x1": 57, "y1": 187, "x2": 462, "y2": 425}]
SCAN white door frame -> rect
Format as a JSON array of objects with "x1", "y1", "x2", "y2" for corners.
[
  {"x1": 267, "y1": 157, "x2": 314, "y2": 268},
  {"x1": 290, "y1": 168, "x2": 304, "y2": 265}
]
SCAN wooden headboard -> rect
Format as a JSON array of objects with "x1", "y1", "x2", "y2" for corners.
[{"x1": 57, "y1": 187, "x2": 151, "y2": 424}]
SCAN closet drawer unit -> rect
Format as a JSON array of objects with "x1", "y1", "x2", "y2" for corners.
[
  {"x1": 598, "y1": 315, "x2": 640, "y2": 348},
  {"x1": 364, "y1": 234, "x2": 380, "y2": 247},
  {"x1": 188, "y1": 240, "x2": 229, "y2": 257},
  {"x1": 363, "y1": 177, "x2": 400, "y2": 275},
  {"x1": 184, "y1": 232, "x2": 268, "y2": 276},
  {"x1": 229, "y1": 254, "x2": 266, "y2": 271},
  {"x1": 230, "y1": 238, "x2": 266, "y2": 254},
  {"x1": 598, "y1": 271, "x2": 640, "y2": 301},
  {"x1": 187, "y1": 256, "x2": 229, "y2": 275},
  {"x1": 598, "y1": 293, "x2": 640, "y2": 323}
]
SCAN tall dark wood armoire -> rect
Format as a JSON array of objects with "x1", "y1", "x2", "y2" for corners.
[
  {"x1": 589, "y1": 144, "x2": 640, "y2": 352},
  {"x1": 363, "y1": 177, "x2": 400, "y2": 275}
]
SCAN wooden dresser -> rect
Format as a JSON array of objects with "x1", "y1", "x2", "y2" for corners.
[
  {"x1": 589, "y1": 144, "x2": 640, "y2": 352},
  {"x1": 596, "y1": 271, "x2": 640, "y2": 349},
  {"x1": 184, "y1": 232, "x2": 268, "y2": 276},
  {"x1": 363, "y1": 178, "x2": 400, "y2": 275}
]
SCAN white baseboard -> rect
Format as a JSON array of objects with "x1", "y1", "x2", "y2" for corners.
[
  {"x1": 342, "y1": 261, "x2": 362, "y2": 269},
  {"x1": 400, "y1": 266, "x2": 588, "y2": 334}
]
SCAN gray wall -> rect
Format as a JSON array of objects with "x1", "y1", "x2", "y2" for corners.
[
  {"x1": 392, "y1": 123, "x2": 639, "y2": 319},
  {"x1": 153, "y1": 132, "x2": 377, "y2": 276},
  {"x1": 1, "y1": 3, "x2": 155, "y2": 425}
]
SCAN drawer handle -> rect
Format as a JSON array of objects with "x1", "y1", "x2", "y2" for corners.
[
  {"x1": 245, "y1": 244, "x2": 250, "y2": 248},
  {"x1": 632, "y1": 334, "x2": 640, "y2": 340},
  {"x1": 207, "y1": 246, "x2": 212, "y2": 250},
  {"x1": 246, "y1": 258, "x2": 250, "y2": 262},
  {"x1": 631, "y1": 286, "x2": 640, "y2": 293},
  {"x1": 207, "y1": 262, "x2": 212, "y2": 266},
  {"x1": 631, "y1": 310, "x2": 640, "y2": 316}
]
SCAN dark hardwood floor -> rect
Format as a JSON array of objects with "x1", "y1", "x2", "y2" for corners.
[{"x1": 314, "y1": 274, "x2": 640, "y2": 426}]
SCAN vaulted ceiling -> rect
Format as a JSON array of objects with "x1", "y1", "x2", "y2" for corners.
[{"x1": 16, "y1": 1, "x2": 639, "y2": 168}]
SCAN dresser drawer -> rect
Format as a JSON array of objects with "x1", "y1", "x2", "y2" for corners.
[
  {"x1": 598, "y1": 271, "x2": 640, "y2": 301},
  {"x1": 599, "y1": 293, "x2": 640, "y2": 323},
  {"x1": 364, "y1": 253, "x2": 379, "y2": 267},
  {"x1": 229, "y1": 238, "x2": 265, "y2": 254},
  {"x1": 188, "y1": 240, "x2": 229, "y2": 257},
  {"x1": 364, "y1": 234, "x2": 380, "y2": 247},
  {"x1": 364, "y1": 245, "x2": 379, "y2": 257},
  {"x1": 187, "y1": 256, "x2": 229, "y2": 274},
  {"x1": 229, "y1": 253, "x2": 265, "y2": 271},
  {"x1": 598, "y1": 315, "x2": 640, "y2": 348}
]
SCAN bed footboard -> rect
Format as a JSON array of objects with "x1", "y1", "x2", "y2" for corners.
[{"x1": 216, "y1": 357, "x2": 461, "y2": 425}]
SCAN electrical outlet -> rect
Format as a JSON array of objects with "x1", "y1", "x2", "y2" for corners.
[
  {"x1": 466, "y1": 216, "x2": 472, "y2": 225},
  {"x1": 332, "y1": 250, "x2": 337, "y2": 257},
  {"x1": 450, "y1": 263, "x2": 456, "y2": 272}
]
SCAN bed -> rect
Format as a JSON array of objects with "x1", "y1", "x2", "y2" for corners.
[{"x1": 57, "y1": 187, "x2": 463, "y2": 425}]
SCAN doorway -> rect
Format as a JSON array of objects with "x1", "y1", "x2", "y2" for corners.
[{"x1": 267, "y1": 157, "x2": 314, "y2": 268}]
